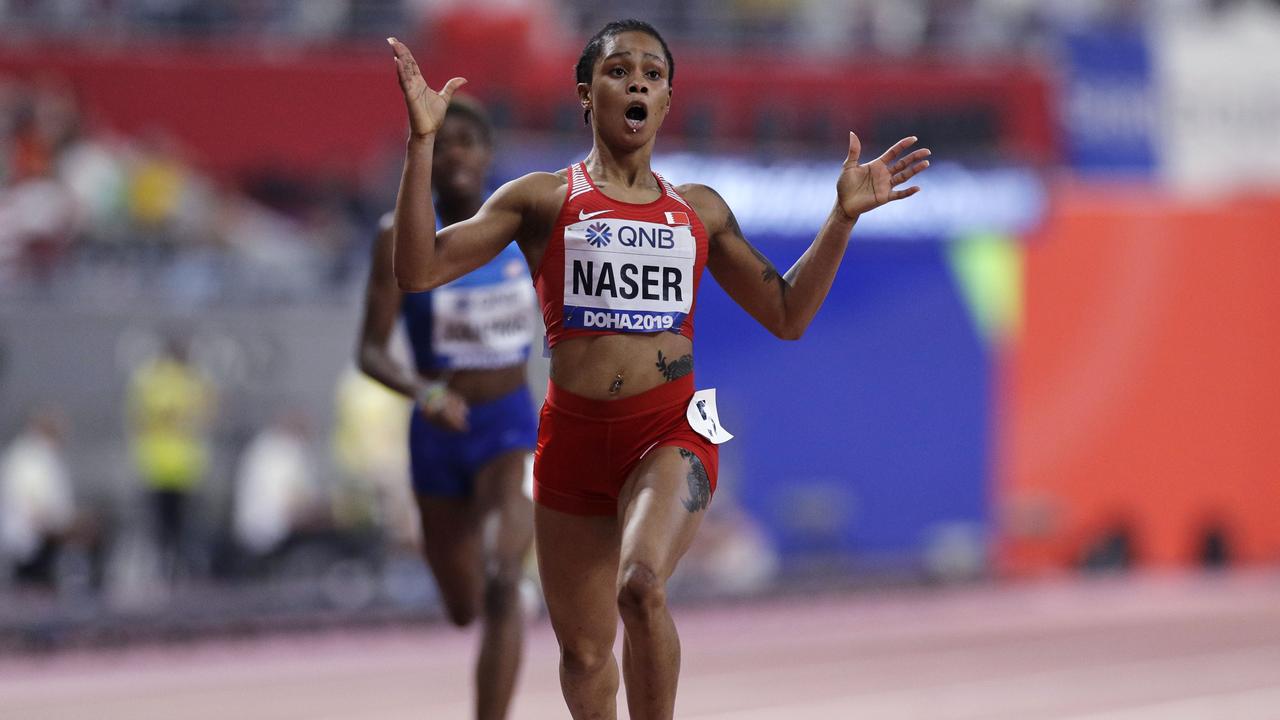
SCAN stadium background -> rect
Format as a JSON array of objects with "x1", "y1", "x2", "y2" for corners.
[{"x1": 0, "y1": 1, "x2": 1278, "y2": 710}]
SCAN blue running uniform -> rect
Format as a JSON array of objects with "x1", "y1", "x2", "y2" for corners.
[
  {"x1": 409, "y1": 384, "x2": 538, "y2": 497},
  {"x1": 403, "y1": 241, "x2": 537, "y2": 496}
]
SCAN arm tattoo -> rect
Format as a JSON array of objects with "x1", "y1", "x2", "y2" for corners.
[
  {"x1": 656, "y1": 350, "x2": 693, "y2": 382},
  {"x1": 727, "y1": 208, "x2": 786, "y2": 292},
  {"x1": 678, "y1": 449, "x2": 711, "y2": 512}
]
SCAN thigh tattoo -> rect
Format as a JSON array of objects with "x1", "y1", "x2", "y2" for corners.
[{"x1": 678, "y1": 448, "x2": 711, "y2": 513}]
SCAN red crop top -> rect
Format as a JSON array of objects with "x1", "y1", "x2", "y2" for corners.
[{"x1": 533, "y1": 162, "x2": 710, "y2": 348}]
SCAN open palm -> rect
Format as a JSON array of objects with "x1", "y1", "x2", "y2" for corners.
[
  {"x1": 387, "y1": 37, "x2": 467, "y2": 138},
  {"x1": 837, "y1": 133, "x2": 931, "y2": 218}
]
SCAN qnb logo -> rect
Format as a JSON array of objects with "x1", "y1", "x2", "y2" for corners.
[
  {"x1": 618, "y1": 225, "x2": 676, "y2": 249},
  {"x1": 585, "y1": 221, "x2": 612, "y2": 248}
]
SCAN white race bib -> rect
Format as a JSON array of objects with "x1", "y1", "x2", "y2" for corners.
[
  {"x1": 686, "y1": 388, "x2": 733, "y2": 445},
  {"x1": 562, "y1": 218, "x2": 694, "y2": 332},
  {"x1": 431, "y1": 279, "x2": 536, "y2": 368}
]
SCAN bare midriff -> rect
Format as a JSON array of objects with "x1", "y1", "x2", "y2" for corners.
[
  {"x1": 427, "y1": 364, "x2": 528, "y2": 405},
  {"x1": 549, "y1": 332, "x2": 693, "y2": 400}
]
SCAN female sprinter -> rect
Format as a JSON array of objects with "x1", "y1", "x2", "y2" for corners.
[
  {"x1": 356, "y1": 96, "x2": 537, "y2": 720},
  {"x1": 386, "y1": 19, "x2": 930, "y2": 720}
]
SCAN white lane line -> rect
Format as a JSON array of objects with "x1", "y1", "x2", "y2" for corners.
[
  {"x1": 1056, "y1": 685, "x2": 1280, "y2": 720},
  {"x1": 680, "y1": 645, "x2": 1280, "y2": 720}
]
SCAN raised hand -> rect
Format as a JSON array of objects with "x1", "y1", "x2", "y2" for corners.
[
  {"x1": 387, "y1": 37, "x2": 467, "y2": 138},
  {"x1": 836, "y1": 133, "x2": 931, "y2": 219}
]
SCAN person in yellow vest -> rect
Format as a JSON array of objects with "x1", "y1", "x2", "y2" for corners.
[{"x1": 126, "y1": 335, "x2": 214, "y2": 582}]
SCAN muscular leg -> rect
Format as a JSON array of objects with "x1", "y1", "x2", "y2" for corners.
[
  {"x1": 470, "y1": 448, "x2": 534, "y2": 720},
  {"x1": 536, "y1": 503, "x2": 621, "y2": 719},
  {"x1": 416, "y1": 494, "x2": 482, "y2": 627},
  {"x1": 616, "y1": 446, "x2": 710, "y2": 720}
]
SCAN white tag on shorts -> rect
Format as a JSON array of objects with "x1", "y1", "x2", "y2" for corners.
[{"x1": 686, "y1": 388, "x2": 733, "y2": 445}]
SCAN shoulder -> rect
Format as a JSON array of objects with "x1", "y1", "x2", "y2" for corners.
[
  {"x1": 676, "y1": 182, "x2": 724, "y2": 206},
  {"x1": 496, "y1": 171, "x2": 567, "y2": 201},
  {"x1": 515, "y1": 169, "x2": 569, "y2": 188},
  {"x1": 485, "y1": 171, "x2": 568, "y2": 218},
  {"x1": 677, "y1": 183, "x2": 731, "y2": 231}
]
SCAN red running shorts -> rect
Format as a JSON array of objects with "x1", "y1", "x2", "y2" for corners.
[{"x1": 533, "y1": 374, "x2": 719, "y2": 516}]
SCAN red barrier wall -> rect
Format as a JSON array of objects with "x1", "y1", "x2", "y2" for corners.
[
  {"x1": 998, "y1": 187, "x2": 1280, "y2": 573},
  {"x1": 0, "y1": 30, "x2": 1054, "y2": 179},
  {"x1": 0, "y1": 45, "x2": 406, "y2": 179}
]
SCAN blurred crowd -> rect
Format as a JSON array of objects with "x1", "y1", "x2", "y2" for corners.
[
  {"x1": 0, "y1": 331, "x2": 777, "y2": 621},
  {"x1": 2, "y1": 0, "x2": 1268, "y2": 302},
  {"x1": 0, "y1": 332, "x2": 427, "y2": 613},
  {"x1": 0, "y1": 75, "x2": 374, "y2": 303},
  {"x1": 1, "y1": 0, "x2": 1270, "y2": 53}
]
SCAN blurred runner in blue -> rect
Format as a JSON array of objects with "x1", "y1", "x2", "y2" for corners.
[{"x1": 356, "y1": 95, "x2": 537, "y2": 720}]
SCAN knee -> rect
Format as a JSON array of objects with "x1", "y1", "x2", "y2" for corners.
[
  {"x1": 483, "y1": 570, "x2": 521, "y2": 619},
  {"x1": 430, "y1": 572, "x2": 478, "y2": 627},
  {"x1": 442, "y1": 597, "x2": 478, "y2": 628},
  {"x1": 616, "y1": 561, "x2": 666, "y2": 622},
  {"x1": 560, "y1": 638, "x2": 614, "y2": 677}
]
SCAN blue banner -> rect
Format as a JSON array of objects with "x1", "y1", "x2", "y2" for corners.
[
  {"x1": 694, "y1": 236, "x2": 990, "y2": 568},
  {"x1": 1061, "y1": 28, "x2": 1158, "y2": 175}
]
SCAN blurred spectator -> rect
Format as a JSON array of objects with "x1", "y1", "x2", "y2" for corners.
[
  {"x1": 232, "y1": 410, "x2": 326, "y2": 562},
  {"x1": 126, "y1": 130, "x2": 217, "y2": 252},
  {"x1": 57, "y1": 127, "x2": 129, "y2": 239},
  {"x1": 215, "y1": 192, "x2": 322, "y2": 298},
  {"x1": 0, "y1": 171, "x2": 79, "y2": 285},
  {"x1": 0, "y1": 78, "x2": 83, "y2": 286},
  {"x1": 0, "y1": 406, "x2": 76, "y2": 589},
  {"x1": 271, "y1": 0, "x2": 353, "y2": 40},
  {"x1": 331, "y1": 366, "x2": 417, "y2": 549},
  {"x1": 125, "y1": 334, "x2": 216, "y2": 582}
]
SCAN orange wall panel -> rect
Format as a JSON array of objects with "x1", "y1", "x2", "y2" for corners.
[{"x1": 998, "y1": 187, "x2": 1280, "y2": 573}]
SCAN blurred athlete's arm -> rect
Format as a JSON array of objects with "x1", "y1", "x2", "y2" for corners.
[
  {"x1": 357, "y1": 215, "x2": 421, "y2": 399},
  {"x1": 356, "y1": 213, "x2": 467, "y2": 431},
  {"x1": 388, "y1": 38, "x2": 527, "y2": 292},
  {"x1": 691, "y1": 132, "x2": 929, "y2": 340}
]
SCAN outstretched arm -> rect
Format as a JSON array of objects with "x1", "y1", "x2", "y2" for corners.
[
  {"x1": 698, "y1": 133, "x2": 929, "y2": 339},
  {"x1": 387, "y1": 38, "x2": 524, "y2": 292}
]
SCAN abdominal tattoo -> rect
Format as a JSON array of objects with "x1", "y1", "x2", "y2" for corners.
[
  {"x1": 655, "y1": 350, "x2": 693, "y2": 381},
  {"x1": 678, "y1": 449, "x2": 711, "y2": 513}
]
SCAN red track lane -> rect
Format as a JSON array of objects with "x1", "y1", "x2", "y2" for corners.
[{"x1": 2, "y1": 572, "x2": 1278, "y2": 719}]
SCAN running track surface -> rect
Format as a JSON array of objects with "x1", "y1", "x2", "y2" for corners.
[{"x1": 3, "y1": 572, "x2": 1279, "y2": 719}]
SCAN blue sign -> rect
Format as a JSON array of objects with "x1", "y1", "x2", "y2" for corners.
[
  {"x1": 1061, "y1": 28, "x2": 1158, "y2": 175},
  {"x1": 695, "y1": 235, "x2": 990, "y2": 569}
]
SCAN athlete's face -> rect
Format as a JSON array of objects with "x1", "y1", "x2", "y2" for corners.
[
  {"x1": 579, "y1": 31, "x2": 672, "y2": 149},
  {"x1": 432, "y1": 114, "x2": 491, "y2": 201}
]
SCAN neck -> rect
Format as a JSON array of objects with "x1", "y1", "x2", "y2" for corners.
[
  {"x1": 435, "y1": 193, "x2": 483, "y2": 225},
  {"x1": 583, "y1": 135, "x2": 655, "y2": 188}
]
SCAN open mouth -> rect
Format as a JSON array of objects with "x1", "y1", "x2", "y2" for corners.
[{"x1": 624, "y1": 103, "x2": 648, "y2": 132}]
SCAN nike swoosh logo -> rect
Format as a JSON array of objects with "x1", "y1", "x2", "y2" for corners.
[{"x1": 579, "y1": 209, "x2": 613, "y2": 221}]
